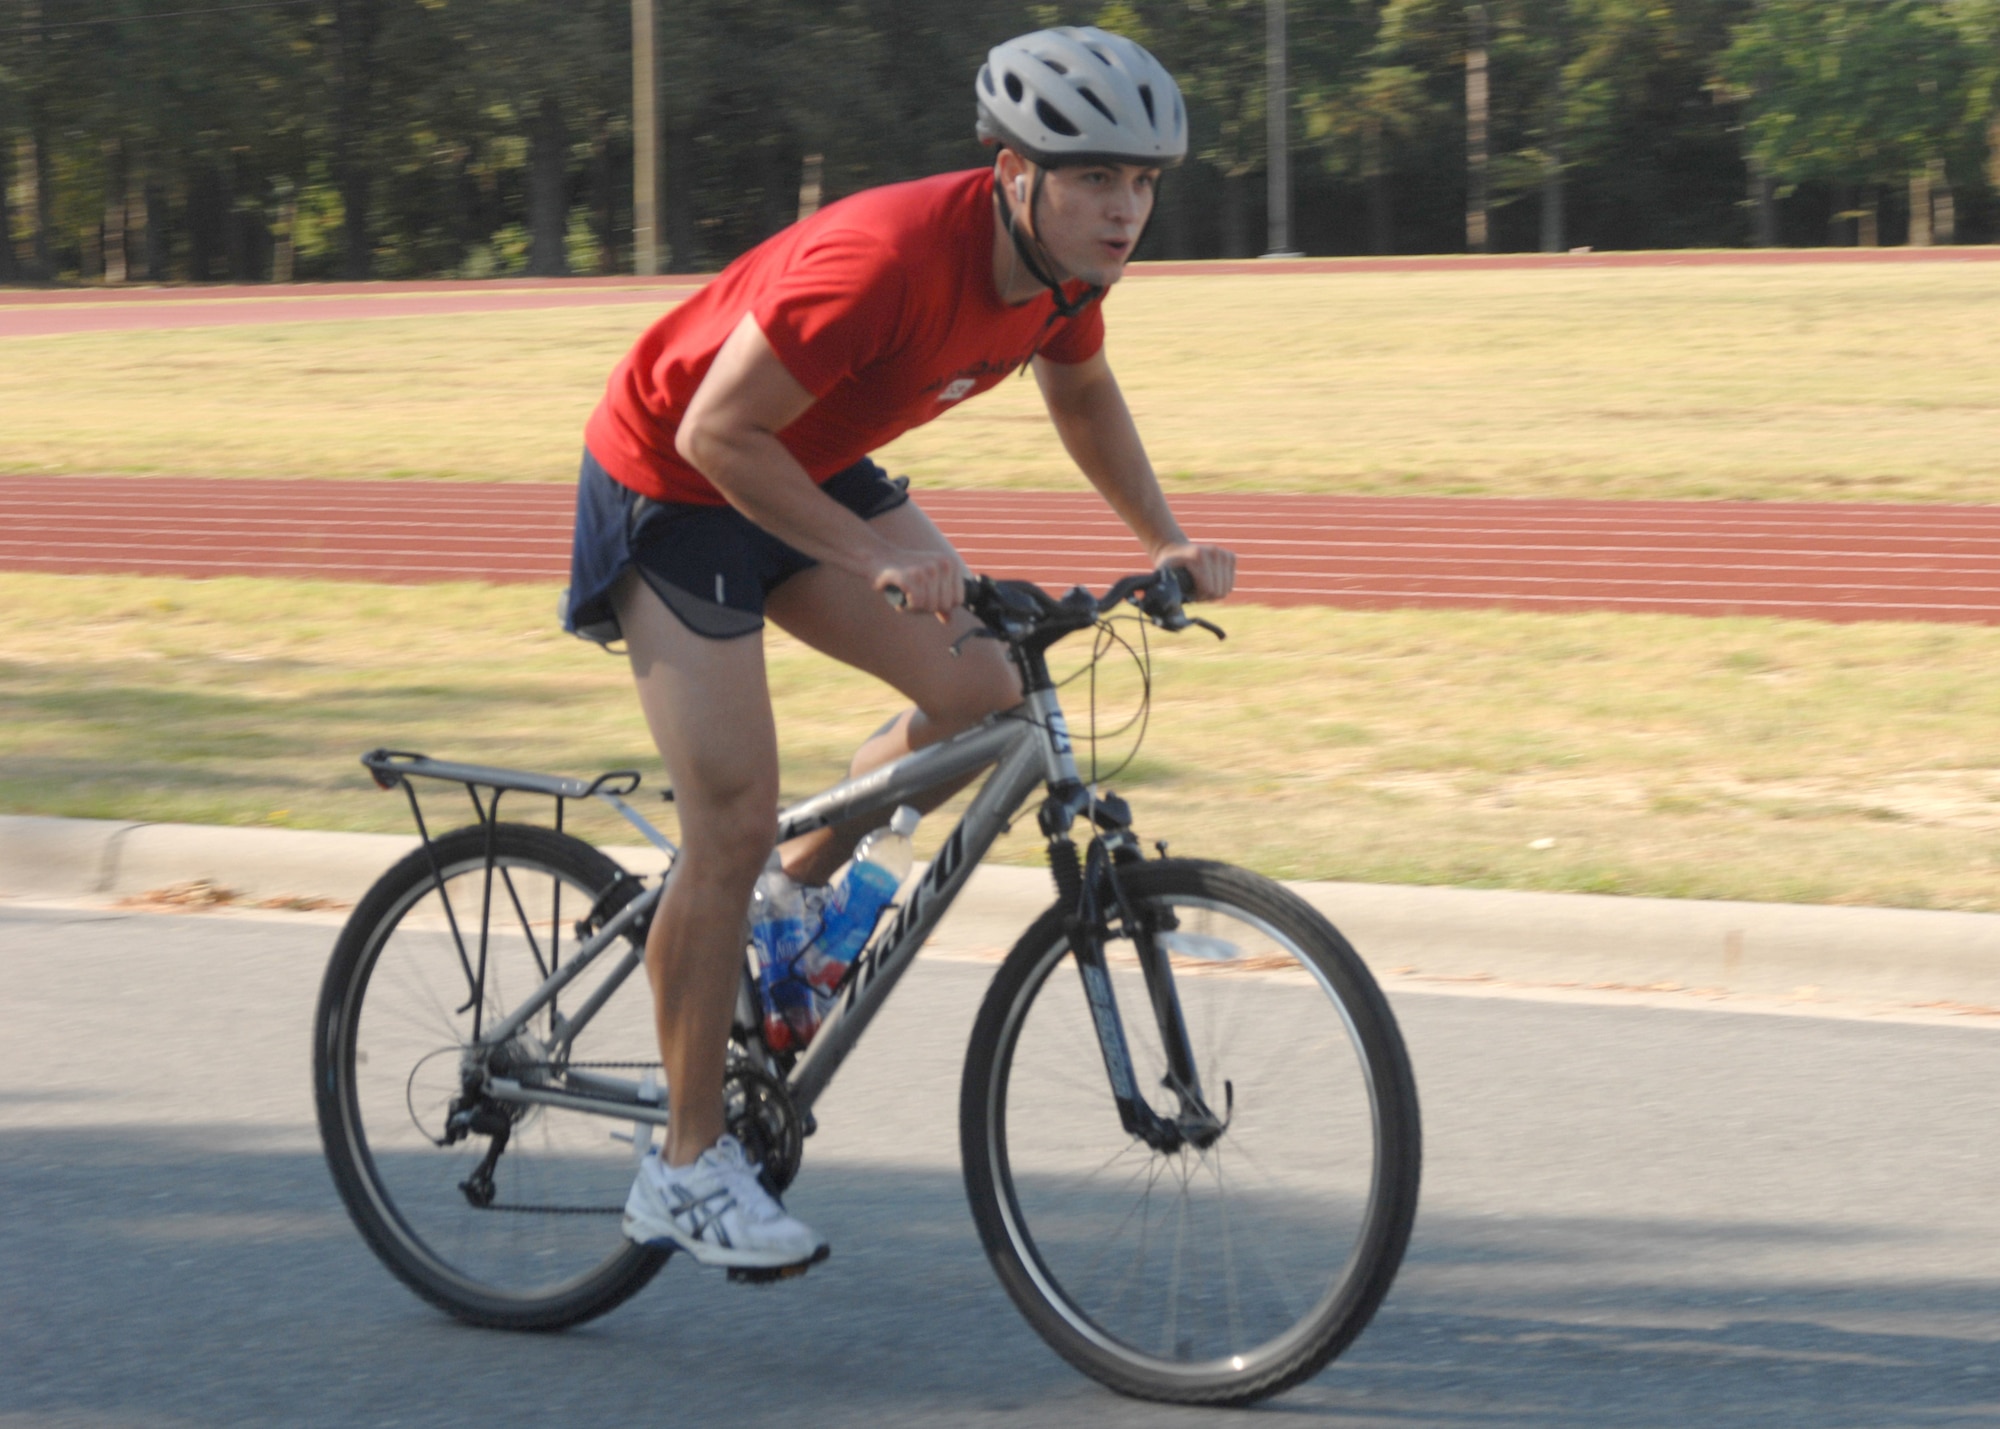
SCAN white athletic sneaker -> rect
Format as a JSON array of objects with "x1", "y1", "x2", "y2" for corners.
[{"x1": 622, "y1": 1136, "x2": 828, "y2": 1273}]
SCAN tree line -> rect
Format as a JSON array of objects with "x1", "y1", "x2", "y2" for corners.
[{"x1": 1, "y1": 0, "x2": 1995, "y2": 284}]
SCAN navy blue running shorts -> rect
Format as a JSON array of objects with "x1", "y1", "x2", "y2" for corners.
[{"x1": 562, "y1": 448, "x2": 911, "y2": 644}]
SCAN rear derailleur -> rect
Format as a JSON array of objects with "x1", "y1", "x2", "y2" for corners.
[{"x1": 442, "y1": 1081, "x2": 516, "y2": 1210}]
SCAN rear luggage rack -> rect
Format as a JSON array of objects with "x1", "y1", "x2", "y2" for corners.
[
  {"x1": 361, "y1": 748, "x2": 678, "y2": 868},
  {"x1": 363, "y1": 749, "x2": 643, "y2": 802}
]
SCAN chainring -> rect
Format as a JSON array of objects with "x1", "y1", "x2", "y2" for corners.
[{"x1": 724, "y1": 1061, "x2": 803, "y2": 1195}]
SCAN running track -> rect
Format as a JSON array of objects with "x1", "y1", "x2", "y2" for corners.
[
  {"x1": 8, "y1": 254, "x2": 1996, "y2": 622},
  {"x1": 3, "y1": 476, "x2": 1995, "y2": 624}
]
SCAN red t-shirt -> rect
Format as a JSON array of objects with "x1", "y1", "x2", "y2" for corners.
[{"x1": 584, "y1": 168, "x2": 1106, "y2": 505}]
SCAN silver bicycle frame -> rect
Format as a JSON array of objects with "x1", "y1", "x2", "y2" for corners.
[{"x1": 474, "y1": 690, "x2": 1080, "y2": 1123}]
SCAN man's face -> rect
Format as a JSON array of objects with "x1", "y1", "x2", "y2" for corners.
[{"x1": 1029, "y1": 162, "x2": 1159, "y2": 286}]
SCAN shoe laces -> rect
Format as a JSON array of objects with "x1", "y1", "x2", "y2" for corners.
[{"x1": 704, "y1": 1136, "x2": 784, "y2": 1225}]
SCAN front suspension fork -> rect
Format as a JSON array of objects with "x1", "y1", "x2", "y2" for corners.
[{"x1": 1047, "y1": 814, "x2": 1228, "y2": 1153}]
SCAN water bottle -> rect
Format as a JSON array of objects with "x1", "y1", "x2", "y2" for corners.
[
  {"x1": 805, "y1": 806, "x2": 920, "y2": 995},
  {"x1": 749, "y1": 852, "x2": 820, "y2": 1052}
]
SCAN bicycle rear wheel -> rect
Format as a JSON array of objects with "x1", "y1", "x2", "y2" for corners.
[
  {"x1": 960, "y1": 859, "x2": 1421, "y2": 1405},
  {"x1": 314, "y1": 823, "x2": 669, "y2": 1330}
]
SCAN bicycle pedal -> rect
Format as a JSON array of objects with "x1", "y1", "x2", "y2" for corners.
[{"x1": 726, "y1": 1245, "x2": 829, "y2": 1285}]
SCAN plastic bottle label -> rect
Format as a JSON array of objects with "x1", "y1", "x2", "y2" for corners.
[{"x1": 807, "y1": 861, "x2": 902, "y2": 990}]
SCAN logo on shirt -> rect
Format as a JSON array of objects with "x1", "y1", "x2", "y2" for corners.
[{"x1": 924, "y1": 355, "x2": 1031, "y2": 405}]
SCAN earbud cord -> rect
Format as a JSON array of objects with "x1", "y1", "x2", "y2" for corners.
[
  {"x1": 1001, "y1": 202, "x2": 1021, "y2": 300},
  {"x1": 993, "y1": 168, "x2": 1100, "y2": 323}
]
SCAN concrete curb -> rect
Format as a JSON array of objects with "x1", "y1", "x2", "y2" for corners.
[
  {"x1": 0, "y1": 815, "x2": 422, "y2": 904},
  {"x1": 5, "y1": 814, "x2": 1996, "y2": 1007}
]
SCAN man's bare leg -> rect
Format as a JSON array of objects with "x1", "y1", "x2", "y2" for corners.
[
  {"x1": 766, "y1": 501, "x2": 1022, "y2": 884},
  {"x1": 614, "y1": 572, "x2": 779, "y2": 1167}
]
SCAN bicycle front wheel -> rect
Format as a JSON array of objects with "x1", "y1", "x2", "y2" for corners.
[
  {"x1": 314, "y1": 823, "x2": 669, "y2": 1330},
  {"x1": 960, "y1": 859, "x2": 1421, "y2": 1406}
]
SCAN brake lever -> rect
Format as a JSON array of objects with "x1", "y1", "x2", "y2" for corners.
[
  {"x1": 949, "y1": 627, "x2": 1001, "y2": 657},
  {"x1": 1147, "y1": 568, "x2": 1221, "y2": 638},
  {"x1": 1145, "y1": 599, "x2": 1225, "y2": 640}
]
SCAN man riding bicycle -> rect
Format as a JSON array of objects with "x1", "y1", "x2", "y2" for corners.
[{"x1": 562, "y1": 26, "x2": 1237, "y2": 1276}]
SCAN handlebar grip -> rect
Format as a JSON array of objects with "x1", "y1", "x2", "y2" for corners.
[
  {"x1": 1167, "y1": 564, "x2": 1198, "y2": 601},
  {"x1": 885, "y1": 579, "x2": 984, "y2": 611}
]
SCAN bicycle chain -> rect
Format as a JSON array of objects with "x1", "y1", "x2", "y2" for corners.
[
  {"x1": 474, "y1": 1202, "x2": 622, "y2": 1216},
  {"x1": 509, "y1": 1058, "x2": 662, "y2": 1070},
  {"x1": 467, "y1": 1059, "x2": 785, "y2": 1216},
  {"x1": 468, "y1": 1060, "x2": 661, "y2": 1215}
]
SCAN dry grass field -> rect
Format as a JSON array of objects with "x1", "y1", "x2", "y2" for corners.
[
  {"x1": 8, "y1": 263, "x2": 1999, "y2": 909},
  {"x1": 6, "y1": 262, "x2": 2000, "y2": 503},
  {"x1": 5, "y1": 572, "x2": 1998, "y2": 911}
]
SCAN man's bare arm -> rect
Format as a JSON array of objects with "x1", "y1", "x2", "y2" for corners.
[
  {"x1": 1034, "y1": 348, "x2": 1236, "y2": 600},
  {"x1": 678, "y1": 313, "x2": 962, "y2": 612}
]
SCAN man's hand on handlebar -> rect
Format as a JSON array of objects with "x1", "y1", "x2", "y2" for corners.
[
  {"x1": 1151, "y1": 541, "x2": 1236, "y2": 602},
  {"x1": 891, "y1": 568, "x2": 1226, "y2": 644},
  {"x1": 874, "y1": 549, "x2": 965, "y2": 617}
]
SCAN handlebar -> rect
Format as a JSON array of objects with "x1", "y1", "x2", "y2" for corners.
[{"x1": 883, "y1": 566, "x2": 1222, "y2": 645}]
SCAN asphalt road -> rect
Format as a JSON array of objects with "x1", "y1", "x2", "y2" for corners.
[{"x1": 4, "y1": 901, "x2": 1998, "y2": 1428}]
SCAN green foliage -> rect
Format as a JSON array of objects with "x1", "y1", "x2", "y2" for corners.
[
  {"x1": 1301, "y1": 0, "x2": 1449, "y2": 184},
  {"x1": 1723, "y1": 0, "x2": 1974, "y2": 186},
  {"x1": 0, "y1": 0, "x2": 1994, "y2": 278}
]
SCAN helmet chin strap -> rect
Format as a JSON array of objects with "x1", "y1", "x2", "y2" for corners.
[{"x1": 995, "y1": 166, "x2": 1102, "y2": 321}]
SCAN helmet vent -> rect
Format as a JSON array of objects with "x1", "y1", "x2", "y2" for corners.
[
  {"x1": 1035, "y1": 98, "x2": 1081, "y2": 137},
  {"x1": 976, "y1": 26, "x2": 1188, "y2": 169}
]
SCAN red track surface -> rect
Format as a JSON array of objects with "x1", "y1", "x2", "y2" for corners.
[
  {"x1": 3, "y1": 476, "x2": 1993, "y2": 624},
  {"x1": 0, "y1": 280, "x2": 707, "y2": 337},
  {"x1": 6, "y1": 247, "x2": 1993, "y2": 337}
]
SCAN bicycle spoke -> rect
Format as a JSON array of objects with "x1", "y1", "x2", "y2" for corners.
[
  {"x1": 1205, "y1": 1143, "x2": 1311, "y2": 1328},
  {"x1": 1213, "y1": 1142, "x2": 1247, "y2": 1355},
  {"x1": 496, "y1": 864, "x2": 552, "y2": 982},
  {"x1": 369, "y1": 943, "x2": 463, "y2": 1045},
  {"x1": 1075, "y1": 1133, "x2": 1152, "y2": 1188},
  {"x1": 1161, "y1": 1153, "x2": 1191, "y2": 1358},
  {"x1": 1067, "y1": 1149, "x2": 1175, "y2": 1290},
  {"x1": 1097, "y1": 1154, "x2": 1167, "y2": 1328}
]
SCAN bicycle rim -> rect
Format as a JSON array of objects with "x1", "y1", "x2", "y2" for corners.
[
  {"x1": 970, "y1": 864, "x2": 1417, "y2": 1400},
  {"x1": 330, "y1": 838, "x2": 664, "y2": 1314}
]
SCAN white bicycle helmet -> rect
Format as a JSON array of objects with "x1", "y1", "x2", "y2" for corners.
[{"x1": 976, "y1": 26, "x2": 1187, "y2": 169}]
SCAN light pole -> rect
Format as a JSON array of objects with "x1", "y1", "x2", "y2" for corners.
[
  {"x1": 1465, "y1": 2, "x2": 1490, "y2": 253},
  {"x1": 1263, "y1": 0, "x2": 1302, "y2": 258},
  {"x1": 632, "y1": 0, "x2": 659, "y2": 275}
]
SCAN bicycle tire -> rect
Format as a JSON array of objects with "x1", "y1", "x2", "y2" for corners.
[
  {"x1": 314, "y1": 823, "x2": 670, "y2": 1330},
  {"x1": 959, "y1": 858, "x2": 1421, "y2": 1405}
]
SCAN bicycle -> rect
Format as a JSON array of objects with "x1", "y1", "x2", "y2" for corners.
[{"x1": 312, "y1": 567, "x2": 1421, "y2": 1407}]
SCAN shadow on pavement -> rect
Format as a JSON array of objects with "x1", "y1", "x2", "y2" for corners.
[{"x1": 2, "y1": 1125, "x2": 1996, "y2": 1428}]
